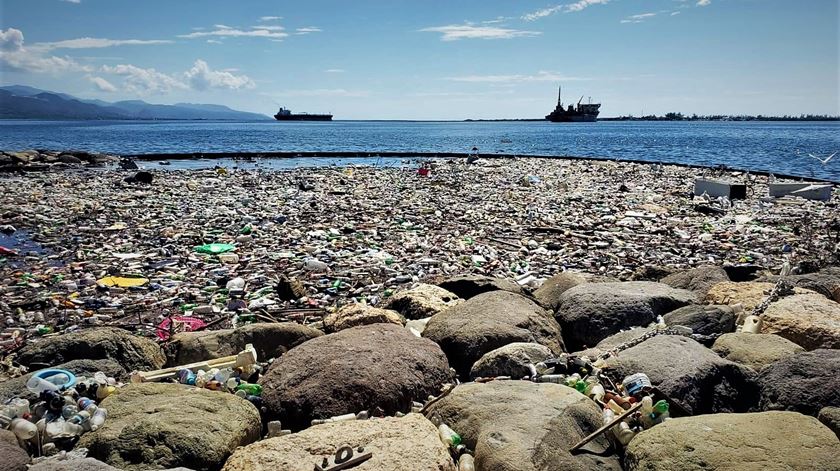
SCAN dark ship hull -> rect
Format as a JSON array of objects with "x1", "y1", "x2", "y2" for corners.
[
  {"x1": 273, "y1": 113, "x2": 332, "y2": 121},
  {"x1": 545, "y1": 86, "x2": 600, "y2": 122}
]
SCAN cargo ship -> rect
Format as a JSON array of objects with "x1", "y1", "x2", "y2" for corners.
[
  {"x1": 545, "y1": 86, "x2": 600, "y2": 122},
  {"x1": 273, "y1": 107, "x2": 333, "y2": 121}
]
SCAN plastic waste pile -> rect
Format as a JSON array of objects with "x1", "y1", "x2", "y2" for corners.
[{"x1": 1, "y1": 368, "x2": 117, "y2": 456}]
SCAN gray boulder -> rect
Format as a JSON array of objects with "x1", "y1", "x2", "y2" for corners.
[
  {"x1": 711, "y1": 333, "x2": 804, "y2": 371},
  {"x1": 757, "y1": 349, "x2": 840, "y2": 416},
  {"x1": 469, "y1": 342, "x2": 554, "y2": 379},
  {"x1": 260, "y1": 323, "x2": 451, "y2": 431},
  {"x1": 165, "y1": 322, "x2": 322, "y2": 366},
  {"x1": 603, "y1": 335, "x2": 759, "y2": 414},
  {"x1": 660, "y1": 265, "x2": 729, "y2": 296},
  {"x1": 625, "y1": 411, "x2": 840, "y2": 471},
  {"x1": 384, "y1": 283, "x2": 461, "y2": 320},
  {"x1": 424, "y1": 380, "x2": 621, "y2": 471},
  {"x1": 574, "y1": 327, "x2": 654, "y2": 359},
  {"x1": 662, "y1": 304, "x2": 736, "y2": 338},
  {"x1": 437, "y1": 275, "x2": 524, "y2": 300},
  {"x1": 17, "y1": 327, "x2": 164, "y2": 372},
  {"x1": 423, "y1": 290, "x2": 565, "y2": 377},
  {"x1": 0, "y1": 359, "x2": 125, "y2": 403},
  {"x1": 0, "y1": 430, "x2": 28, "y2": 471},
  {"x1": 29, "y1": 458, "x2": 121, "y2": 471},
  {"x1": 762, "y1": 267, "x2": 840, "y2": 302},
  {"x1": 322, "y1": 304, "x2": 404, "y2": 333},
  {"x1": 221, "y1": 413, "x2": 454, "y2": 471},
  {"x1": 532, "y1": 272, "x2": 588, "y2": 311},
  {"x1": 79, "y1": 382, "x2": 260, "y2": 471},
  {"x1": 818, "y1": 407, "x2": 840, "y2": 439},
  {"x1": 556, "y1": 282, "x2": 697, "y2": 351},
  {"x1": 57, "y1": 154, "x2": 83, "y2": 164}
]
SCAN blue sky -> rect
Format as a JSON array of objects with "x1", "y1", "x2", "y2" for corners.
[{"x1": 1, "y1": 0, "x2": 837, "y2": 119}]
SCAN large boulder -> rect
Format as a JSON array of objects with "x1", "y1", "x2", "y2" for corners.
[
  {"x1": 0, "y1": 359, "x2": 125, "y2": 403},
  {"x1": 16, "y1": 327, "x2": 164, "y2": 372},
  {"x1": 29, "y1": 458, "x2": 121, "y2": 471},
  {"x1": 760, "y1": 293, "x2": 840, "y2": 350},
  {"x1": 165, "y1": 322, "x2": 322, "y2": 366},
  {"x1": 424, "y1": 380, "x2": 621, "y2": 471},
  {"x1": 762, "y1": 267, "x2": 840, "y2": 302},
  {"x1": 660, "y1": 266, "x2": 729, "y2": 297},
  {"x1": 221, "y1": 413, "x2": 454, "y2": 471},
  {"x1": 662, "y1": 304, "x2": 736, "y2": 338},
  {"x1": 603, "y1": 335, "x2": 758, "y2": 414},
  {"x1": 531, "y1": 272, "x2": 616, "y2": 311},
  {"x1": 818, "y1": 407, "x2": 840, "y2": 439},
  {"x1": 322, "y1": 304, "x2": 404, "y2": 333},
  {"x1": 574, "y1": 327, "x2": 654, "y2": 359},
  {"x1": 0, "y1": 430, "x2": 28, "y2": 471},
  {"x1": 79, "y1": 383, "x2": 260, "y2": 471},
  {"x1": 423, "y1": 290, "x2": 565, "y2": 377},
  {"x1": 469, "y1": 342, "x2": 554, "y2": 379},
  {"x1": 555, "y1": 282, "x2": 697, "y2": 351},
  {"x1": 384, "y1": 283, "x2": 461, "y2": 320},
  {"x1": 259, "y1": 323, "x2": 451, "y2": 431},
  {"x1": 625, "y1": 411, "x2": 840, "y2": 471},
  {"x1": 712, "y1": 333, "x2": 804, "y2": 371},
  {"x1": 436, "y1": 275, "x2": 524, "y2": 300},
  {"x1": 757, "y1": 349, "x2": 840, "y2": 416},
  {"x1": 705, "y1": 281, "x2": 813, "y2": 313}
]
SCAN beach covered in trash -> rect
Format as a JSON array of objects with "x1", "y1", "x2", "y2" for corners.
[{"x1": 1, "y1": 155, "x2": 839, "y2": 471}]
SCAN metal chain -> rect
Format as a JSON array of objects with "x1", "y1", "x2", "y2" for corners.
[{"x1": 751, "y1": 276, "x2": 795, "y2": 317}]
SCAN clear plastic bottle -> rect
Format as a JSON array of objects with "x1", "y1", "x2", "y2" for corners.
[
  {"x1": 613, "y1": 421, "x2": 636, "y2": 446},
  {"x1": 10, "y1": 418, "x2": 37, "y2": 440},
  {"x1": 226, "y1": 277, "x2": 246, "y2": 291},
  {"x1": 458, "y1": 454, "x2": 476, "y2": 471},
  {"x1": 536, "y1": 374, "x2": 567, "y2": 384},
  {"x1": 90, "y1": 407, "x2": 107, "y2": 431},
  {"x1": 438, "y1": 423, "x2": 462, "y2": 447}
]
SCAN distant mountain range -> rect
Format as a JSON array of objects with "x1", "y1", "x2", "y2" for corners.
[{"x1": 0, "y1": 85, "x2": 269, "y2": 120}]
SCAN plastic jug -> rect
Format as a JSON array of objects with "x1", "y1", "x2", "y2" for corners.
[{"x1": 742, "y1": 315, "x2": 762, "y2": 333}]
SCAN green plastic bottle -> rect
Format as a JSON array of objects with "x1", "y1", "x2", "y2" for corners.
[{"x1": 236, "y1": 383, "x2": 262, "y2": 396}]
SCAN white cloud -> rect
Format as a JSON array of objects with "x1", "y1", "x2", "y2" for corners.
[
  {"x1": 101, "y1": 63, "x2": 186, "y2": 94},
  {"x1": 273, "y1": 88, "x2": 368, "y2": 97},
  {"x1": 295, "y1": 27, "x2": 322, "y2": 35},
  {"x1": 420, "y1": 24, "x2": 541, "y2": 41},
  {"x1": 184, "y1": 59, "x2": 255, "y2": 90},
  {"x1": 87, "y1": 75, "x2": 117, "y2": 92},
  {"x1": 259, "y1": 16, "x2": 283, "y2": 21},
  {"x1": 179, "y1": 26, "x2": 288, "y2": 40},
  {"x1": 445, "y1": 71, "x2": 589, "y2": 83},
  {"x1": 35, "y1": 37, "x2": 173, "y2": 50},
  {"x1": 61, "y1": 0, "x2": 81, "y2": 3},
  {"x1": 325, "y1": 68, "x2": 345, "y2": 73},
  {"x1": 0, "y1": 27, "x2": 91, "y2": 73},
  {"x1": 522, "y1": 0, "x2": 609, "y2": 20},
  {"x1": 697, "y1": 0, "x2": 711, "y2": 5},
  {"x1": 621, "y1": 12, "x2": 657, "y2": 23},
  {"x1": 671, "y1": 11, "x2": 681, "y2": 16}
]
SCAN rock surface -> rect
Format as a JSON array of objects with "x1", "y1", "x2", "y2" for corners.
[
  {"x1": 704, "y1": 281, "x2": 813, "y2": 313},
  {"x1": 384, "y1": 283, "x2": 461, "y2": 319},
  {"x1": 423, "y1": 290, "x2": 565, "y2": 376},
  {"x1": 763, "y1": 267, "x2": 840, "y2": 302},
  {"x1": 603, "y1": 335, "x2": 758, "y2": 414},
  {"x1": 221, "y1": 413, "x2": 455, "y2": 471},
  {"x1": 660, "y1": 265, "x2": 730, "y2": 296},
  {"x1": 662, "y1": 304, "x2": 736, "y2": 337},
  {"x1": 29, "y1": 458, "x2": 121, "y2": 471},
  {"x1": 79, "y1": 383, "x2": 261, "y2": 471},
  {"x1": 424, "y1": 380, "x2": 621, "y2": 471},
  {"x1": 625, "y1": 411, "x2": 840, "y2": 471},
  {"x1": 818, "y1": 407, "x2": 840, "y2": 439},
  {"x1": 757, "y1": 349, "x2": 840, "y2": 416},
  {"x1": 574, "y1": 327, "x2": 654, "y2": 359},
  {"x1": 260, "y1": 323, "x2": 451, "y2": 430},
  {"x1": 760, "y1": 293, "x2": 840, "y2": 350},
  {"x1": 436, "y1": 275, "x2": 524, "y2": 300},
  {"x1": 469, "y1": 342, "x2": 554, "y2": 379},
  {"x1": 532, "y1": 272, "x2": 589, "y2": 311},
  {"x1": 166, "y1": 322, "x2": 322, "y2": 365},
  {"x1": 0, "y1": 432, "x2": 29, "y2": 471},
  {"x1": 0, "y1": 359, "x2": 125, "y2": 402},
  {"x1": 16, "y1": 327, "x2": 164, "y2": 372},
  {"x1": 556, "y1": 281, "x2": 697, "y2": 350},
  {"x1": 322, "y1": 304, "x2": 404, "y2": 332},
  {"x1": 711, "y1": 333, "x2": 804, "y2": 371}
]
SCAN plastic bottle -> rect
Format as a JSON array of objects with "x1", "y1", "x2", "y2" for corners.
[
  {"x1": 178, "y1": 368, "x2": 197, "y2": 385},
  {"x1": 438, "y1": 423, "x2": 462, "y2": 447},
  {"x1": 602, "y1": 408, "x2": 616, "y2": 425},
  {"x1": 639, "y1": 396, "x2": 654, "y2": 429},
  {"x1": 8, "y1": 398, "x2": 30, "y2": 417},
  {"x1": 652, "y1": 400, "x2": 670, "y2": 424},
  {"x1": 226, "y1": 277, "x2": 246, "y2": 291},
  {"x1": 77, "y1": 397, "x2": 96, "y2": 411},
  {"x1": 62, "y1": 404, "x2": 79, "y2": 419},
  {"x1": 266, "y1": 420, "x2": 283, "y2": 438},
  {"x1": 10, "y1": 418, "x2": 37, "y2": 440},
  {"x1": 458, "y1": 454, "x2": 476, "y2": 471},
  {"x1": 236, "y1": 383, "x2": 263, "y2": 396},
  {"x1": 96, "y1": 385, "x2": 116, "y2": 400},
  {"x1": 26, "y1": 375, "x2": 60, "y2": 394},
  {"x1": 613, "y1": 421, "x2": 636, "y2": 446},
  {"x1": 90, "y1": 407, "x2": 107, "y2": 431},
  {"x1": 536, "y1": 374, "x2": 567, "y2": 384}
]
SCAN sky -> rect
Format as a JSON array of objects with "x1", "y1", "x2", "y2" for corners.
[{"x1": 0, "y1": 0, "x2": 838, "y2": 120}]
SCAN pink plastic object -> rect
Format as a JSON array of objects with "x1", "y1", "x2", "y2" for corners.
[{"x1": 156, "y1": 316, "x2": 207, "y2": 340}]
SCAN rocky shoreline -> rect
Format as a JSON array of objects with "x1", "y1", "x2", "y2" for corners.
[{"x1": 1, "y1": 156, "x2": 838, "y2": 470}]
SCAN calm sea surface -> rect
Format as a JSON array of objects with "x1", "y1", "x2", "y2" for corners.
[{"x1": 0, "y1": 120, "x2": 837, "y2": 181}]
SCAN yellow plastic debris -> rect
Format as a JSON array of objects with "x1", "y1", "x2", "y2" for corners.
[{"x1": 97, "y1": 276, "x2": 149, "y2": 288}]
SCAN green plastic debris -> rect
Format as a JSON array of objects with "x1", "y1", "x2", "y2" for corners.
[{"x1": 193, "y1": 243, "x2": 235, "y2": 254}]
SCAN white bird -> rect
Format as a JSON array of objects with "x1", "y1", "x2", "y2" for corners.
[{"x1": 808, "y1": 152, "x2": 836, "y2": 164}]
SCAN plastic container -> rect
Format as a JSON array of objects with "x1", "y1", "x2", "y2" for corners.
[
  {"x1": 10, "y1": 418, "x2": 37, "y2": 440},
  {"x1": 458, "y1": 454, "x2": 476, "y2": 471},
  {"x1": 26, "y1": 369, "x2": 77, "y2": 394},
  {"x1": 438, "y1": 423, "x2": 461, "y2": 447},
  {"x1": 621, "y1": 373, "x2": 652, "y2": 396},
  {"x1": 742, "y1": 315, "x2": 762, "y2": 334},
  {"x1": 90, "y1": 407, "x2": 107, "y2": 430}
]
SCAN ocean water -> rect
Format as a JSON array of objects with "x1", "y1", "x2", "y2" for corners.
[{"x1": 0, "y1": 120, "x2": 838, "y2": 181}]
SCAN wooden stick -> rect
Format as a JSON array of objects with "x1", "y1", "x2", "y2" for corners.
[{"x1": 569, "y1": 401, "x2": 643, "y2": 453}]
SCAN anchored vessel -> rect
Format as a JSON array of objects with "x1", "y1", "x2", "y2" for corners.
[
  {"x1": 273, "y1": 107, "x2": 333, "y2": 121},
  {"x1": 545, "y1": 86, "x2": 600, "y2": 122}
]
